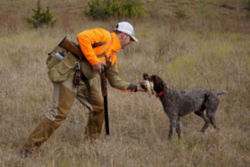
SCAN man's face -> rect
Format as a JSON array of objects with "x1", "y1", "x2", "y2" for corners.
[{"x1": 120, "y1": 33, "x2": 132, "y2": 48}]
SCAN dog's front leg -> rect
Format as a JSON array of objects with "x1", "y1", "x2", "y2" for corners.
[
  {"x1": 176, "y1": 117, "x2": 181, "y2": 139},
  {"x1": 167, "y1": 114, "x2": 178, "y2": 140},
  {"x1": 168, "y1": 123, "x2": 174, "y2": 140}
]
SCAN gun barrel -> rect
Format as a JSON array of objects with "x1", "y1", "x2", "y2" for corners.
[
  {"x1": 100, "y1": 70, "x2": 109, "y2": 135},
  {"x1": 103, "y1": 95, "x2": 109, "y2": 135}
]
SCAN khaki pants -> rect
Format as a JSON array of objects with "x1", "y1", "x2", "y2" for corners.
[{"x1": 23, "y1": 75, "x2": 104, "y2": 152}]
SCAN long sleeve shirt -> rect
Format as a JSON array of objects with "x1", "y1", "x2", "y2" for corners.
[{"x1": 77, "y1": 28, "x2": 136, "y2": 92}]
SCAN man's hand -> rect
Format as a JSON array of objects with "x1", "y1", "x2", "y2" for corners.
[{"x1": 93, "y1": 61, "x2": 106, "y2": 73}]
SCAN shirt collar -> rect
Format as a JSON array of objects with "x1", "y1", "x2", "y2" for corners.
[{"x1": 111, "y1": 32, "x2": 121, "y2": 51}]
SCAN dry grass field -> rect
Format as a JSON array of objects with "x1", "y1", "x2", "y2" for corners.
[{"x1": 0, "y1": 0, "x2": 250, "y2": 166}]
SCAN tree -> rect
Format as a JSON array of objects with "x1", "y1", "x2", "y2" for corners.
[{"x1": 26, "y1": 0, "x2": 56, "y2": 28}]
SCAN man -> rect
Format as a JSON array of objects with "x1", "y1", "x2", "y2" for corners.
[{"x1": 22, "y1": 21, "x2": 144, "y2": 154}]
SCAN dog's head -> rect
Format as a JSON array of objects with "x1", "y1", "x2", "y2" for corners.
[{"x1": 140, "y1": 73, "x2": 166, "y2": 94}]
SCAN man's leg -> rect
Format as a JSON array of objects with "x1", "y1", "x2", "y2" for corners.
[
  {"x1": 23, "y1": 80, "x2": 76, "y2": 152},
  {"x1": 77, "y1": 85, "x2": 104, "y2": 139}
]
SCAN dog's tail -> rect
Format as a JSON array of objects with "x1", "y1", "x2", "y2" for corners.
[{"x1": 216, "y1": 90, "x2": 228, "y2": 96}]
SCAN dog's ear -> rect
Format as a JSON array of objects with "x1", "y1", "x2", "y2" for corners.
[
  {"x1": 152, "y1": 75, "x2": 165, "y2": 92},
  {"x1": 158, "y1": 81, "x2": 165, "y2": 92},
  {"x1": 143, "y1": 73, "x2": 149, "y2": 80}
]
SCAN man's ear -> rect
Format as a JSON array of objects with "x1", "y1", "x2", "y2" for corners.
[
  {"x1": 121, "y1": 32, "x2": 127, "y2": 40},
  {"x1": 143, "y1": 73, "x2": 149, "y2": 80}
]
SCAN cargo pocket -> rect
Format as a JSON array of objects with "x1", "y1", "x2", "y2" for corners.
[
  {"x1": 48, "y1": 55, "x2": 75, "y2": 83},
  {"x1": 46, "y1": 54, "x2": 61, "y2": 69}
]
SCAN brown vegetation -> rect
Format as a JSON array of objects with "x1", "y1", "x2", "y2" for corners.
[{"x1": 0, "y1": 0, "x2": 249, "y2": 166}]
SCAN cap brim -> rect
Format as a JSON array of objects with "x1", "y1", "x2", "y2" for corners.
[{"x1": 130, "y1": 35, "x2": 139, "y2": 42}]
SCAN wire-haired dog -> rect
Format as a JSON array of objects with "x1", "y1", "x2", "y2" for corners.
[{"x1": 141, "y1": 73, "x2": 227, "y2": 139}]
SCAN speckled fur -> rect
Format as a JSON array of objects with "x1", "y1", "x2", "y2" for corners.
[{"x1": 142, "y1": 73, "x2": 227, "y2": 139}]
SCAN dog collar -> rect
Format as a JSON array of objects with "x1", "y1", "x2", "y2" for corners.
[
  {"x1": 156, "y1": 85, "x2": 168, "y2": 98},
  {"x1": 156, "y1": 91, "x2": 164, "y2": 97}
]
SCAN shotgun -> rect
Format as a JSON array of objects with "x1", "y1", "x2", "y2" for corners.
[{"x1": 100, "y1": 67, "x2": 110, "y2": 135}]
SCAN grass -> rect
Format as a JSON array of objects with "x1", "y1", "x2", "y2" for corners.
[{"x1": 0, "y1": 0, "x2": 250, "y2": 167}]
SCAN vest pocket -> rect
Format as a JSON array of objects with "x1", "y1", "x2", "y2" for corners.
[
  {"x1": 46, "y1": 54, "x2": 61, "y2": 69},
  {"x1": 48, "y1": 55, "x2": 75, "y2": 82}
]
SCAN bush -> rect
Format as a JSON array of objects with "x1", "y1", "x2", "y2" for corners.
[
  {"x1": 175, "y1": 9, "x2": 187, "y2": 20},
  {"x1": 85, "y1": 0, "x2": 106, "y2": 20},
  {"x1": 85, "y1": 0, "x2": 147, "y2": 20},
  {"x1": 246, "y1": 0, "x2": 250, "y2": 11},
  {"x1": 26, "y1": 0, "x2": 56, "y2": 28}
]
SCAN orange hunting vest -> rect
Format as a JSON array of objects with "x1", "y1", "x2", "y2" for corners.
[{"x1": 77, "y1": 28, "x2": 121, "y2": 66}]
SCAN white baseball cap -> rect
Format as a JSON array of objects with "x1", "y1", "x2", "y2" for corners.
[{"x1": 114, "y1": 21, "x2": 138, "y2": 42}]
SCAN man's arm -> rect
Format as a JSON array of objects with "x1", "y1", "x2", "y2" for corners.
[{"x1": 106, "y1": 63, "x2": 143, "y2": 92}]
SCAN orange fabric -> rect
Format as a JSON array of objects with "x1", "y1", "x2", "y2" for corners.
[
  {"x1": 77, "y1": 28, "x2": 121, "y2": 66},
  {"x1": 118, "y1": 88, "x2": 133, "y2": 92},
  {"x1": 156, "y1": 91, "x2": 164, "y2": 97}
]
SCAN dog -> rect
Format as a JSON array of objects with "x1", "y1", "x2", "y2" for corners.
[{"x1": 141, "y1": 73, "x2": 227, "y2": 139}]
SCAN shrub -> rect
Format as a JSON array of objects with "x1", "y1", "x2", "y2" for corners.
[
  {"x1": 85, "y1": 0, "x2": 107, "y2": 20},
  {"x1": 26, "y1": 0, "x2": 56, "y2": 28},
  {"x1": 85, "y1": 0, "x2": 147, "y2": 20},
  {"x1": 246, "y1": 0, "x2": 250, "y2": 11},
  {"x1": 175, "y1": 9, "x2": 187, "y2": 20}
]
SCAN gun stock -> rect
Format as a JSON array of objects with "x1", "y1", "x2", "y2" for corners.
[
  {"x1": 59, "y1": 37, "x2": 84, "y2": 59},
  {"x1": 100, "y1": 72, "x2": 107, "y2": 96}
]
